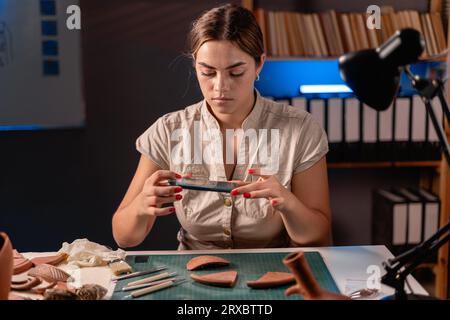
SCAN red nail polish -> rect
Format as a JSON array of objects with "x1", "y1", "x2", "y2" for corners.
[
  {"x1": 175, "y1": 194, "x2": 182, "y2": 201},
  {"x1": 230, "y1": 190, "x2": 239, "y2": 196},
  {"x1": 169, "y1": 207, "x2": 176, "y2": 212},
  {"x1": 174, "y1": 186, "x2": 183, "y2": 193},
  {"x1": 272, "y1": 199, "x2": 278, "y2": 206},
  {"x1": 243, "y1": 192, "x2": 251, "y2": 198},
  {"x1": 248, "y1": 169, "x2": 255, "y2": 174},
  {"x1": 175, "y1": 174, "x2": 182, "y2": 179}
]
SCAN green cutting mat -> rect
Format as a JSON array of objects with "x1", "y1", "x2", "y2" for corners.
[{"x1": 112, "y1": 251, "x2": 339, "y2": 300}]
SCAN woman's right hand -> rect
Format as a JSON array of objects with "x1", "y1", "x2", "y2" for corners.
[{"x1": 137, "y1": 170, "x2": 184, "y2": 217}]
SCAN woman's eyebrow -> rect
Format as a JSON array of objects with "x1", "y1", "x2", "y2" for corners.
[{"x1": 197, "y1": 61, "x2": 247, "y2": 69}]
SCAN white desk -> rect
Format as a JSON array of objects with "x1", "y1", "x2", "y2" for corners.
[{"x1": 19, "y1": 245, "x2": 428, "y2": 300}]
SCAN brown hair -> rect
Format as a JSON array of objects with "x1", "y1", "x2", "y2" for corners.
[{"x1": 189, "y1": 4, "x2": 264, "y2": 64}]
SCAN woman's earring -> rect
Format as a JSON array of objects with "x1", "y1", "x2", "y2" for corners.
[{"x1": 256, "y1": 74, "x2": 260, "y2": 81}]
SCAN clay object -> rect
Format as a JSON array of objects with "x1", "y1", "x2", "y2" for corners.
[
  {"x1": 283, "y1": 251, "x2": 349, "y2": 300},
  {"x1": 191, "y1": 270, "x2": 238, "y2": 287},
  {"x1": 186, "y1": 255, "x2": 230, "y2": 271},
  {"x1": 30, "y1": 253, "x2": 67, "y2": 266},
  {"x1": 75, "y1": 284, "x2": 108, "y2": 300},
  {"x1": 247, "y1": 272, "x2": 295, "y2": 289},
  {"x1": 11, "y1": 276, "x2": 42, "y2": 291},
  {"x1": 28, "y1": 264, "x2": 71, "y2": 283},
  {"x1": 0, "y1": 232, "x2": 13, "y2": 300},
  {"x1": 12, "y1": 250, "x2": 34, "y2": 275}
]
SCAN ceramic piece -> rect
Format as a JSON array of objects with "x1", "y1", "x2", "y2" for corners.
[
  {"x1": 190, "y1": 270, "x2": 238, "y2": 287},
  {"x1": 186, "y1": 255, "x2": 230, "y2": 271},
  {"x1": 283, "y1": 251, "x2": 349, "y2": 300},
  {"x1": 246, "y1": 271, "x2": 295, "y2": 289},
  {"x1": 30, "y1": 253, "x2": 67, "y2": 266},
  {"x1": 28, "y1": 264, "x2": 70, "y2": 283},
  {"x1": 13, "y1": 258, "x2": 34, "y2": 275},
  {"x1": 11, "y1": 276, "x2": 42, "y2": 291},
  {"x1": 0, "y1": 232, "x2": 13, "y2": 300}
]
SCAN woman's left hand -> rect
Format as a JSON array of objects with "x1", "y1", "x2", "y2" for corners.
[{"x1": 230, "y1": 168, "x2": 290, "y2": 209}]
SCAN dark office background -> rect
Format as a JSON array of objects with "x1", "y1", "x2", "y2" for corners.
[{"x1": 0, "y1": 0, "x2": 427, "y2": 251}]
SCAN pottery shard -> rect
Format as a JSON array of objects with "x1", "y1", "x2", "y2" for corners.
[
  {"x1": 246, "y1": 272, "x2": 295, "y2": 289},
  {"x1": 30, "y1": 253, "x2": 67, "y2": 266},
  {"x1": 28, "y1": 264, "x2": 70, "y2": 283},
  {"x1": 186, "y1": 255, "x2": 230, "y2": 271},
  {"x1": 190, "y1": 271, "x2": 238, "y2": 287},
  {"x1": 13, "y1": 258, "x2": 34, "y2": 275}
]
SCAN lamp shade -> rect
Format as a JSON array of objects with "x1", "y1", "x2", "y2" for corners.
[{"x1": 338, "y1": 28, "x2": 425, "y2": 111}]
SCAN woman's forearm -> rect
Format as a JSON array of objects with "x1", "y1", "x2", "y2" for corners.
[
  {"x1": 278, "y1": 190, "x2": 331, "y2": 246},
  {"x1": 112, "y1": 193, "x2": 156, "y2": 248}
]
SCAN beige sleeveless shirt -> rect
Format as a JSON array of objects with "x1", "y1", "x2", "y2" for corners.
[{"x1": 136, "y1": 91, "x2": 328, "y2": 250}]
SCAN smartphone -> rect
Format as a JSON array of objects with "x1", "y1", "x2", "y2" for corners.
[{"x1": 168, "y1": 178, "x2": 238, "y2": 193}]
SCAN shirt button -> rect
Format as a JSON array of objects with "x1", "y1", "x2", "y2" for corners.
[
  {"x1": 223, "y1": 228, "x2": 231, "y2": 236},
  {"x1": 224, "y1": 198, "x2": 232, "y2": 207}
]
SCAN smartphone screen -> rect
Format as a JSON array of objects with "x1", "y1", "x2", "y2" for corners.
[{"x1": 168, "y1": 178, "x2": 237, "y2": 193}]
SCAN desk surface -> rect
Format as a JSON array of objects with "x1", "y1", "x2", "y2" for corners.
[{"x1": 20, "y1": 245, "x2": 428, "y2": 300}]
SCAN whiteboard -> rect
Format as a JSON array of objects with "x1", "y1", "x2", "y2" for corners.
[{"x1": 0, "y1": 0, "x2": 84, "y2": 130}]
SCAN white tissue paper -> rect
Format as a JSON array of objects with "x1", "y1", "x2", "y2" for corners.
[{"x1": 58, "y1": 238, "x2": 126, "y2": 267}]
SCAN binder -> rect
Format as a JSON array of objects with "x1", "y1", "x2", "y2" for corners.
[
  {"x1": 392, "y1": 187, "x2": 423, "y2": 245},
  {"x1": 410, "y1": 188, "x2": 440, "y2": 242},
  {"x1": 377, "y1": 102, "x2": 394, "y2": 161},
  {"x1": 408, "y1": 187, "x2": 441, "y2": 262},
  {"x1": 362, "y1": 103, "x2": 377, "y2": 143},
  {"x1": 362, "y1": 102, "x2": 378, "y2": 161},
  {"x1": 393, "y1": 97, "x2": 411, "y2": 161},
  {"x1": 327, "y1": 98, "x2": 343, "y2": 143},
  {"x1": 372, "y1": 189, "x2": 408, "y2": 249},
  {"x1": 411, "y1": 95, "x2": 428, "y2": 160},
  {"x1": 292, "y1": 97, "x2": 307, "y2": 112},
  {"x1": 309, "y1": 99, "x2": 326, "y2": 130},
  {"x1": 345, "y1": 97, "x2": 360, "y2": 143}
]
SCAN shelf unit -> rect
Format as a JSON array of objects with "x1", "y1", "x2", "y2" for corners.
[{"x1": 245, "y1": 0, "x2": 450, "y2": 299}]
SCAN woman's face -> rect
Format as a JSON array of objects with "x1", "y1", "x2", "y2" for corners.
[{"x1": 194, "y1": 40, "x2": 264, "y2": 117}]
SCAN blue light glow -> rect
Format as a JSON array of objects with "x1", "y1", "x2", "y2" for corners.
[
  {"x1": 300, "y1": 84, "x2": 352, "y2": 94},
  {"x1": 0, "y1": 125, "x2": 45, "y2": 131}
]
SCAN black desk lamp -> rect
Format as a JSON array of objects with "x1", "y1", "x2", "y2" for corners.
[{"x1": 338, "y1": 28, "x2": 450, "y2": 300}]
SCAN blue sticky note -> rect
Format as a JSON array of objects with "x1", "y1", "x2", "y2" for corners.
[
  {"x1": 42, "y1": 40, "x2": 58, "y2": 56},
  {"x1": 43, "y1": 60, "x2": 60, "y2": 76},
  {"x1": 40, "y1": 0, "x2": 56, "y2": 16},
  {"x1": 41, "y1": 21, "x2": 57, "y2": 36}
]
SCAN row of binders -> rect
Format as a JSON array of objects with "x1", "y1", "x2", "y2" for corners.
[
  {"x1": 372, "y1": 187, "x2": 440, "y2": 261},
  {"x1": 276, "y1": 95, "x2": 444, "y2": 162}
]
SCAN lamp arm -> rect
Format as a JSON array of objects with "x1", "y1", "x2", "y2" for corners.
[
  {"x1": 381, "y1": 221, "x2": 450, "y2": 299},
  {"x1": 436, "y1": 87, "x2": 450, "y2": 125},
  {"x1": 403, "y1": 67, "x2": 450, "y2": 166}
]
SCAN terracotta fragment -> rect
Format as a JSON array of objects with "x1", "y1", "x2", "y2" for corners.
[
  {"x1": 283, "y1": 251, "x2": 349, "y2": 300},
  {"x1": 28, "y1": 264, "x2": 71, "y2": 283},
  {"x1": 10, "y1": 276, "x2": 42, "y2": 291},
  {"x1": 246, "y1": 271, "x2": 295, "y2": 289},
  {"x1": 30, "y1": 253, "x2": 67, "y2": 266},
  {"x1": 0, "y1": 232, "x2": 13, "y2": 300},
  {"x1": 190, "y1": 270, "x2": 238, "y2": 287},
  {"x1": 186, "y1": 255, "x2": 230, "y2": 271},
  {"x1": 13, "y1": 257, "x2": 34, "y2": 275}
]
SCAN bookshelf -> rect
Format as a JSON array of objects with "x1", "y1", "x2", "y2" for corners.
[{"x1": 245, "y1": 0, "x2": 450, "y2": 299}]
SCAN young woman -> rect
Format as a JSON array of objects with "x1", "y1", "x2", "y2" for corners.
[{"x1": 112, "y1": 4, "x2": 331, "y2": 250}]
